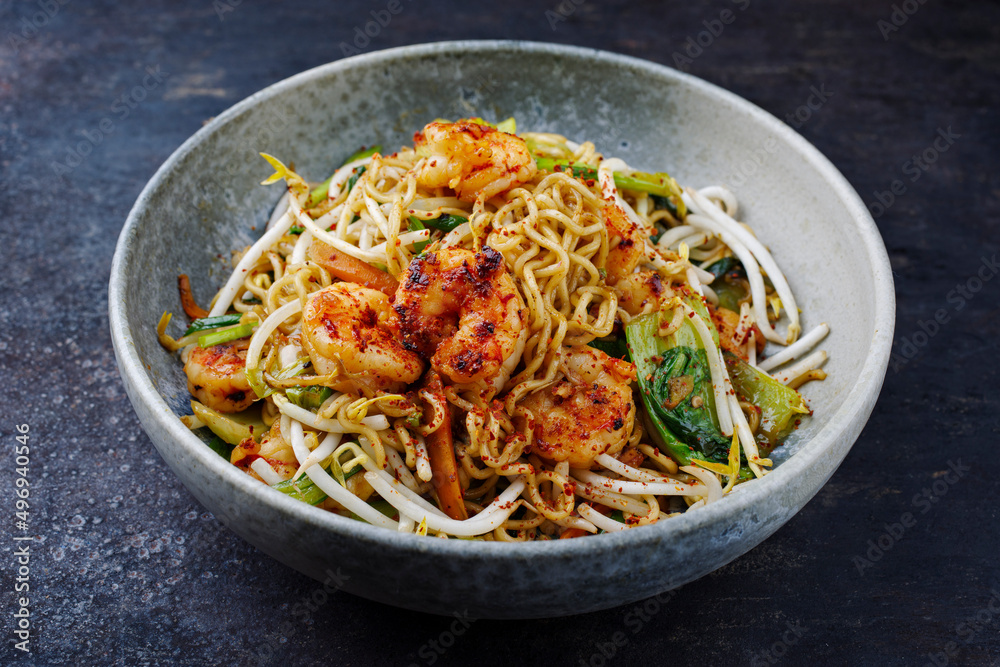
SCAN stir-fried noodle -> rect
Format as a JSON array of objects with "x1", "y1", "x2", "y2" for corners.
[{"x1": 159, "y1": 118, "x2": 830, "y2": 540}]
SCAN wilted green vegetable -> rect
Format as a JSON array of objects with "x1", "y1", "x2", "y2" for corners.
[
  {"x1": 197, "y1": 322, "x2": 254, "y2": 348},
  {"x1": 190, "y1": 400, "x2": 261, "y2": 445},
  {"x1": 274, "y1": 473, "x2": 328, "y2": 505},
  {"x1": 409, "y1": 213, "x2": 468, "y2": 233},
  {"x1": 587, "y1": 334, "x2": 630, "y2": 361},
  {"x1": 724, "y1": 351, "x2": 808, "y2": 447},
  {"x1": 183, "y1": 313, "x2": 243, "y2": 337},
  {"x1": 534, "y1": 158, "x2": 685, "y2": 215},
  {"x1": 647, "y1": 346, "x2": 731, "y2": 463},
  {"x1": 286, "y1": 385, "x2": 333, "y2": 410},
  {"x1": 206, "y1": 435, "x2": 233, "y2": 459}
]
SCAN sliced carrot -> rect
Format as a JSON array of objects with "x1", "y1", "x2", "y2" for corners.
[
  {"x1": 560, "y1": 503, "x2": 611, "y2": 538},
  {"x1": 307, "y1": 238, "x2": 399, "y2": 296},
  {"x1": 422, "y1": 372, "x2": 468, "y2": 521},
  {"x1": 177, "y1": 274, "x2": 209, "y2": 319},
  {"x1": 560, "y1": 528, "x2": 588, "y2": 539}
]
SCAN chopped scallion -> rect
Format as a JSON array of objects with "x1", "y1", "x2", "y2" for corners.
[
  {"x1": 183, "y1": 313, "x2": 242, "y2": 337},
  {"x1": 198, "y1": 323, "x2": 255, "y2": 348},
  {"x1": 274, "y1": 473, "x2": 327, "y2": 505}
]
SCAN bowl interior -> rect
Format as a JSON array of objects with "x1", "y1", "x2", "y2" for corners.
[{"x1": 111, "y1": 41, "x2": 893, "y2": 617}]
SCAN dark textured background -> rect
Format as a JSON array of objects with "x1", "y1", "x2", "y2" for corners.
[{"x1": 2, "y1": 0, "x2": 998, "y2": 665}]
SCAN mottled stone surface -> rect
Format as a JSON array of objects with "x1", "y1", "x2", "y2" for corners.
[{"x1": 1, "y1": 0, "x2": 998, "y2": 665}]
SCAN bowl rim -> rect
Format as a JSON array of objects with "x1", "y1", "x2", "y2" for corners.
[{"x1": 109, "y1": 39, "x2": 895, "y2": 559}]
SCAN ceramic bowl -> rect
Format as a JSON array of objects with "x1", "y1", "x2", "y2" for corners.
[{"x1": 109, "y1": 41, "x2": 894, "y2": 618}]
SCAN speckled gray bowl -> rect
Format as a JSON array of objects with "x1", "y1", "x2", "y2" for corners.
[{"x1": 110, "y1": 41, "x2": 894, "y2": 618}]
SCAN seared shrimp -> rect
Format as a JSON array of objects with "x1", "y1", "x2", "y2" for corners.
[
  {"x1": 184, "y1": 338, "x2": 256, "y2": 413},
  {"x1": 710, "y1": 303, "x2": 765, "y2": 361},
  {"x1": 616, "y1": 270, "x2": 669, "y2": 316},
  {"x1": 602, "y1": 200, "x2": 666, "y2": 314},
  {"x1": 413, "y1": 120, "x2": 538, "y2": 202},
  {"x1": 301, "y1": 282, "x2": 425, "y2": 393},
  {"x1": 233, "y1": 419, "x2": 297, "y2": 482},
  {"x1": 602, "y1": 200, "x2": 648, "y2": 286},
  {"x1": 520, "y1": 346, "x2": 636, "y2": 468},
  {"x1": 391, "y1": 246, "x2": 525, "y2": 387}
]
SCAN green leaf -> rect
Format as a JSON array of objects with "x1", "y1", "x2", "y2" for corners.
[
  {"x1": 625, "y1": 305, "x2": 726, "y2": 465},
  {"x1": 705, "y1": 257, "x2": 750, "y2": 312},
  {"x1": 285, "y1": 385, "x2": 333, "y2": 410},
  {"x1": 587, "y1": 335, "x2": 630, "y2": 361},
  {"x1": 647, "y1": 346, "x2": 730, "y2": 463},
  {"x1": 626, "y1": 313, "x2": 690, "y2": 463},
  {"x1": 724, "y1": 351, "x2": 807, "y2": 448},
  {"x1": 206, "y1": 435, "x2": 233, "y2": 459},
  {"x1": 651, "y1": 194, "x2": 683, "y2": 219},
  {"x1": 408, "y1": 218, "x2": 430, "y2": 253},
  {"x1": 408, "y1": 213, "x2": 467, "y2": 233},
  {"x1": 345, "y1": 165, "x2": 367, "y2": 194}
]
